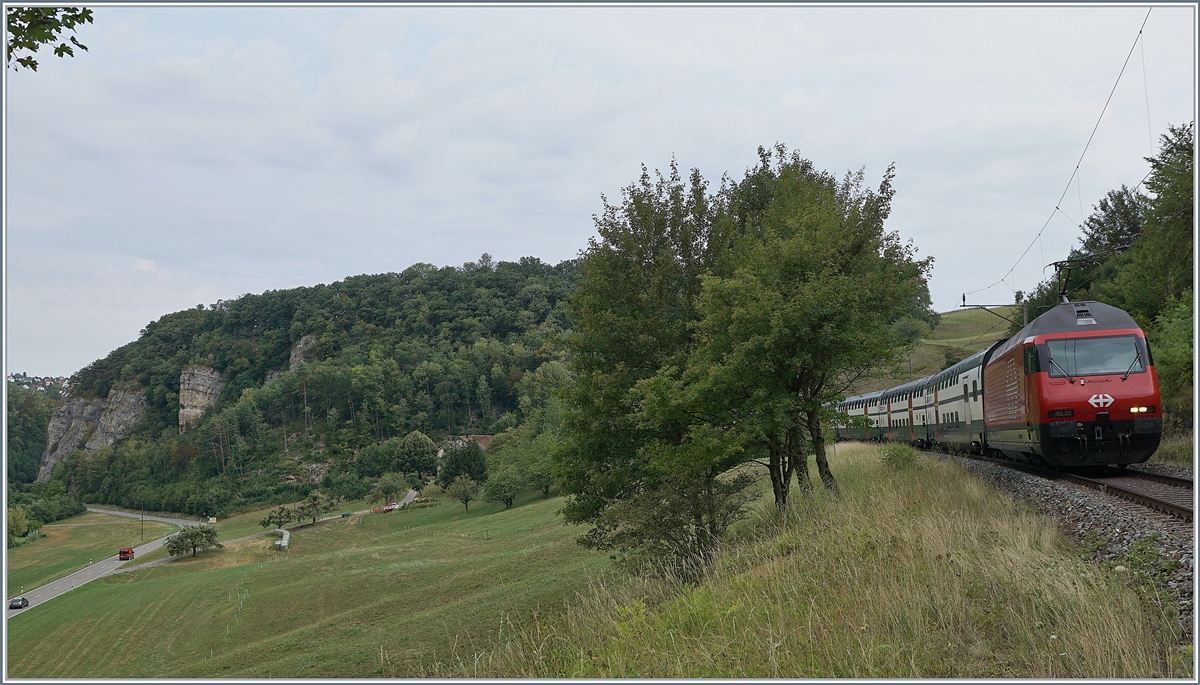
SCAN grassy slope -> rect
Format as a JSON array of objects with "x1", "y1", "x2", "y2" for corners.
[
  {"x1": 452, "y1": 443, "x2": 1187, "y2": 678},
  {"x1": 7, "y1": 512, "x2": 177, "y2": 593},
  {"x1": 6, "y1": 489, "x2": 605, "y2": 678},
  {"x1": 117, "y1": 497, "x2": 374, "y2": 568},
  {"x1": 854, "y1": 306, "x2": 1018, "y2": 394}
]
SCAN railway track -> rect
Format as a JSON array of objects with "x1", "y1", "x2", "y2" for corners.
[
  {"x1": 940, "y1": 451, "x2": 1194, "y2": 522},
  {"x1": 1062, "y1": 468, "x2": 1193, "y2": 522}
]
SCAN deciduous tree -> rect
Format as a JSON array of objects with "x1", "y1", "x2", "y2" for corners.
[
  {"x1": 445, "y1": 474, "x2": 480, "y2": 512},
  {"x1": 165, "y1": 524, "x2": 223, "y2": 557},
  {"x1": 483, "y1": 464, "x2": 523, "y2": 509},
  {"x1": 259, "y1": 505, "x2": 293, "y2": 530},
  {"x1": 436, "y1": 439, "x2": 487, "y2": 488},
  {"x1": 6, "y1": 7, "x2": 93, "y2": 71},
  {"x1": 295, "y1": 490, "x2": 337, "y2": 525}
]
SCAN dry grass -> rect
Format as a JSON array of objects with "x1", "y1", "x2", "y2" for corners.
[
  {"x1": 1149, "y1": 432, "x2": 1194, "y2": 468},
  {"x1": 436, "y1": 443, "x2": 1188, "y2": 678}
]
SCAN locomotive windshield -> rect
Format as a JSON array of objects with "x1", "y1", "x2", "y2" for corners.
[{"x1": 1045, "y1": 335, "x2": 1144, "y2": 378}]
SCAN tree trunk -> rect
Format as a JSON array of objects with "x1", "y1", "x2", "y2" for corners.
[
  {"x1": 767, "y1": 438, "x2": 790, "y2": 510},
  {"x1": 767, "y1": 424, "x2": 808, "y2": 510},
  {"x1": 807, "y1": 408, "x2": 838, "y2": 495}
]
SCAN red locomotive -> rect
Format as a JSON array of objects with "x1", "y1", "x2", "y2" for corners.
[{"x1": 836, "y1": 300, "x2": 1162, "y2": 467}]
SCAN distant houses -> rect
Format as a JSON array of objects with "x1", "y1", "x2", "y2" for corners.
[
  {"x1": 435, "y1": 434, "x2": 494, "y2": 469},
  {"x1": 6, "y1": 372, "x2": 71, "y2": 396}
]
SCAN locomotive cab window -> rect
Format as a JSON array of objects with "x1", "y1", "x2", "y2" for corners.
[{"x1": 1045, "y1": 335, "x2": 1146, "y2": 378}]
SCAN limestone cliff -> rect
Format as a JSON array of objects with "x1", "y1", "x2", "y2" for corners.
[
  {"x1": 179, "y1": 365, "x2": 224, "y2": 433},
  {"x1": 261, "y1": 335, "x2": 315, "y2": 385},
  {"x1": 85, "y1": 384, "x2": 146, "y2": 450},
  {"x1": 289, "y1": 335, "x2": 316, "y2": 372},
  {"x1": 36, "y1": 383, "x2": 146, "y2": 482},
  {"x1": 37, "y1": 398, "x2": 106, "y2": 481}
]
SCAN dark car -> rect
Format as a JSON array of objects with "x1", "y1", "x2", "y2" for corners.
[{"x1": 9, "y1": 597, "x2": 29, "y2": 609}]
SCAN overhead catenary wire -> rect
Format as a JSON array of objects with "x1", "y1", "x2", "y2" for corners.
[{"x1": 965, "y1": 8, "x2": 1153, "y2": 302}]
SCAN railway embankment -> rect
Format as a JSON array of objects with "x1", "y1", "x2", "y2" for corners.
[{"x1": 943, "y1": 454, "x2": 1193, "y2": 642}]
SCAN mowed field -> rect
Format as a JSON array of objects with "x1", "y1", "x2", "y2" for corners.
[
  {"x1": 7, "y1": 512, "x2": 178, "y2": 593},
  {"x1": 116, "y1": 497, "x2": 374, "y2": 568},
  {"x1": 5, "y1": 490, "x2": 606, "y2": 678}
]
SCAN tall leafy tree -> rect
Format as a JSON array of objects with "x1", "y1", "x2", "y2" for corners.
[
  {"x1": 6, "y1": 6, "x2": 93, "y2": 71},
  {"x1": 1100, "y1": 122, "x2": 1194, "y2": 324},
  {"x1": 436, "y1": 439, "x2": 487, "y2": 487},
  {"x1": 557, "y1": 158, "x2": 732, "y2": 561},
  {"x1": 638, "y1": 146, "x2": 931, "y2": 509}
]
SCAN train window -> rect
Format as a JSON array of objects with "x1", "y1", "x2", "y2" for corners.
[
  {"x1": 971, "y1": 380, "x2": 978, "y2": 401},
  {"x1": 1046, "y1": 335, "x2": 1145, "y2": 377},
  {"x1": 963, "y1": 384, "x2": 968, "y2": 402}
]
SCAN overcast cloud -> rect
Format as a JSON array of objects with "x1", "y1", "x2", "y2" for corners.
[{"x1": 4, "y1": 4, "x2": 1195, "y2": 377}]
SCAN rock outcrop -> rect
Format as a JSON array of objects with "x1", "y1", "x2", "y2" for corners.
[
  {"x1": 36, "y1": 383, "x2": 147, "y2": 482},
  {"x1": 289, "y1": 335, "x2": 316, "y2": 372},
  {"x1": 179, "y1": 365, "x2": 224, "y2": 433},
  {"x1": 260, "y1": 336, "x2": 315, "y2": 385},
  {"x1": 37, "y1": 398, "x2": 106, "y2": 481},
  {"x1": 85, "y1": 384, "x2": 146, "y2": 450}
]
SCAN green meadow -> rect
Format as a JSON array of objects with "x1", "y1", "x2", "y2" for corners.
[
  {"x1": 6, "y1": 490, "x2": 604, "y2": 678},
  {"x1": 7, "y1": 512, "x2": 177, "y2": 593}
]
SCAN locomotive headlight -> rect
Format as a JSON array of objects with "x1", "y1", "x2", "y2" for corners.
[{"x1": 1130, "y1": 406, "x2": 1153, "y2": 414}]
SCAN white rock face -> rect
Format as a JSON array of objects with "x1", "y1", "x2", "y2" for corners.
[
  {"x1": 85, "y1": 383, "x2": 146, "y2": 450},
  {"x1": 37, "y1": 383, "x2": 146, "y2": 481},
  {"x1": 179, "y1": 365, "x2": 224, "y2": 433},
  {"x1": 289, "y1": 335, "x2": 316, "y2": 372},
  {"x1": 37, "y1": 398, "x2": 106, "y2": 481}
]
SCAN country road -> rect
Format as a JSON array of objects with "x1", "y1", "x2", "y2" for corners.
[{"x1": 6, "y1": 491, "x2": 417, "y2": 618}]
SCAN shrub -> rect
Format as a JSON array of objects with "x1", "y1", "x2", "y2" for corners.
[{"x1": 881, "y1": 444, "x2": 919, "y2": 471}]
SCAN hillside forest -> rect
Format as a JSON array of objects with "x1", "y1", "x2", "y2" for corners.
[
  {"x1": 7, "y1": 126, "x2": 1192, "y2": 565},
  {"x1": 9, "y1": 257, "x2": 579, "y2": 528}
]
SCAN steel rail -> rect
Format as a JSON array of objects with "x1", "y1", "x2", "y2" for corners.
[
  {"x1": 924, "y1": 449, "x2": 1193, "y2": 523},
  {"x1": 1105, "y1": 467, "x2": 1193, "y2": 490},
  {"x1": 1056, "y1": 472, "x2": 1193, "y2": 522}
]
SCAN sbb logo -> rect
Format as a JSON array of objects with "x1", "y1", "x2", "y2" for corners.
[{"x1": 1088, "y1": 394, "x2": 1115, "y2": 408}]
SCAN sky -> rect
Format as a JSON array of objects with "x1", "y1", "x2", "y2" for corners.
[{"x1": 3, "y1": 4, "x2": 1196, "y2": 377}]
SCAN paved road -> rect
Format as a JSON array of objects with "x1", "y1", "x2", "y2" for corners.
[
  {"x1": 6, "y1": 492, "x2": 417, "y2": 617},
  {"x1": 6, "y1": 508, "x2": 201, "y2": 617}
]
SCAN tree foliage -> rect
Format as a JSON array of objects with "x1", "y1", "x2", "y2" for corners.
[
  {"x1": 558, "y1": 146, "x2": 933, "y2": 566},
  {"x1": 41, "y1": 257, "x2": 578, "y2": 518},
  {"x1": 6, "y1": 7, "x2": 93, "y2": 71},
  {"x1": 482, "y1": 464, "x2": 523, "y2": 508},
  {"x1": 436, "y1": 439, "x2": 488, "y2": 488},
  {"x1": 295, "y1": 490, "x2": 338, "y2": 525},
  {"x1": 165, "y1": 524, "x2": 223, "y2": 557},
  {"x1": 259, "y1": 505, "x2": 293, "y2": 530},
  {"x1": 6, "y1": 383, "x2": 55, "y2": 483},
  {"x1": 444, "y1": 474, "x2": 480, "y2": 512}
]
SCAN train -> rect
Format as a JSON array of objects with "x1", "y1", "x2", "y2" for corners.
[{"x1": 834, "y1": 300, "x2": 1163, "y2": 467}]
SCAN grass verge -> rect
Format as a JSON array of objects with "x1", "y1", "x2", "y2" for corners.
[
  {"x1": 440, "y1": 443, "x2": 1188, "y2": 678},
  {"x1": 1149, "y1": 432, "x2": 1193, "y2": 468}
]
